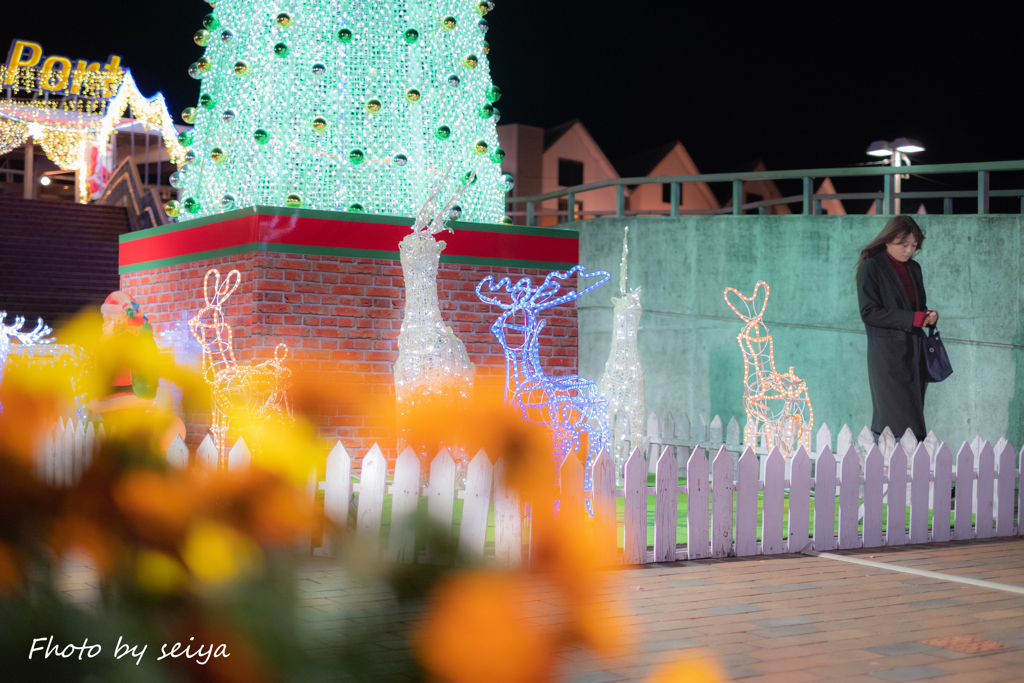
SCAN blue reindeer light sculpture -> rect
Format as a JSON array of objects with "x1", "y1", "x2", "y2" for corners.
[{"x1": 476, "y1": 266, "x2": 611, "y2": 491}]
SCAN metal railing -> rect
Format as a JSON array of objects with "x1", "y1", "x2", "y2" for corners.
[{"x1": 505, "y1": 160, "x2": 1024, "y2": 225}]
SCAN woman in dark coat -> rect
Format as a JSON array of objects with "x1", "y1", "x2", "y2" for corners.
[{"x1": 856, "y1": 216, "x2": 938, "y2": 440}]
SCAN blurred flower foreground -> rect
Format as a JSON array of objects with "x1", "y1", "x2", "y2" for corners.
[{"x1": 0, "y1": 311, "x2": 719, "y2": 682}]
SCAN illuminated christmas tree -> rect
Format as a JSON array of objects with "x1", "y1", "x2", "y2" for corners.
[{"x1": 170, "y1": 0, "x2": 512, "y2": 222}]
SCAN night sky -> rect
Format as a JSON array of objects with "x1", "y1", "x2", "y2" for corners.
[{"x1": 9, "y1": 2, "x2": 1023, "y2": 211}]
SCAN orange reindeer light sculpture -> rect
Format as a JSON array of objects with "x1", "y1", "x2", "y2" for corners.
[
  {"x1": 724, "y1": 281, "x2": 812, "y2": 456},
  {"x1": 189, "y1": 268, "x2": 292, "y2": 465}
]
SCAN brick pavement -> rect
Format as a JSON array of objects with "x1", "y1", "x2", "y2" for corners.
[
  {"x1": 54, "y1": 538, "x2": 1024, "y2": 680},
  {"x1": 289, "y1": 537, "x2": 1024, "y2": 681}
]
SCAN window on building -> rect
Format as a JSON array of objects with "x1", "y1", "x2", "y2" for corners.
[
  {"x1": 661, "y1": 183, "x2": 685, "y2": 205},
  {"x1": 558, "y1": 158, "x2": 584, "y2": 187}
]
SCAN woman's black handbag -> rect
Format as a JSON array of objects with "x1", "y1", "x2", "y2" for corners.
[{"x1": 924, "y1": 326, "x2": 953, "y2": 382}]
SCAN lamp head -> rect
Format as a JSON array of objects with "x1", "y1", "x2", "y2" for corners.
[
  {"x1": 866, "y1": 140, "x2": 893, "y2": 157},
  {"x1": 894, "y1": 137, "x2": 925, "y2": 153}
]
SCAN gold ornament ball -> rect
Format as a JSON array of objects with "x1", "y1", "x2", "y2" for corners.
[
  {"x1": 210, "y1": 147, "x2": 227, "y2": 163},
  {"x1": 311, "y1": 117, "x2": 328, "y2": 132},
  {"x1": 462, "y1": 54, "x2": 479, "y2": 69},
  {"x1": 473, "y1": 140, "x2": 489, "y2": 155},
  {"x1": 366, "y1": 98, "x2": 382, "y2": 113},
  {"x1": 233, "y1": 60, "x2": 250, "y2": 76},
  {"x1": 165, "y1": 200, "x2": 181, "y2": 218},
  {"x1": 276, "y1": 12, "x2": 292, "y2": 27},
  {"x1": 197, "y1": 56, "x2": 213, "y2": 72},
  {"x1": 442, "y1": 15, "x2": 457, "y2": 30}
]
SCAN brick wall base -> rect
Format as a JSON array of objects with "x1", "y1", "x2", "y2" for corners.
[{"x1": 121, "y1": 251, "x2": 578, "y2": 460}]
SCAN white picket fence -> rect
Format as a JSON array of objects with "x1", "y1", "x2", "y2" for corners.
[{"x1": 36, "y1": 418, "x2": 1023, "y2": 566}]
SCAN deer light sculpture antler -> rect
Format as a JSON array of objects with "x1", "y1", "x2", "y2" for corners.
[
  {"x1": 189, "y1": 269, "x2": 292, "y2": 465},
  {"x1": 724, "y1": 281, "x2": 812, "y2": 456}
]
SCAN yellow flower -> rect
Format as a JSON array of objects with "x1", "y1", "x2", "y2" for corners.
[
  {"x1": 182, "y1": 521, "x2": 262, "y2": 585},
  {"x1": 135, "y1": 550, "x2": 188, "y2": 594}
]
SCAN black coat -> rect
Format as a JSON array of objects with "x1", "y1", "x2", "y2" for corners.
[{"x1": 856, "y1": 251, "x2": 928, "y2": 439}]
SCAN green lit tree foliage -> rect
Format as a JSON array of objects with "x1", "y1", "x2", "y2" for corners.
[{"x1": 171, "y1": 0, "x2": 512, "y2": 223}]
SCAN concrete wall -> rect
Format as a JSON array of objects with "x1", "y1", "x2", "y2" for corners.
[{"x1": 578, "y1": 215, "x2": 1024, "y2": 447}]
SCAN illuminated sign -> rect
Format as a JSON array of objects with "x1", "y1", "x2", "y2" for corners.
[{"x1": 4, "y1": 40, "x2": 123, "y2": 104}]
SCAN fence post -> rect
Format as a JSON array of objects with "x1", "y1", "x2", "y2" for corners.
[
  {"x1": 615, "y1": 184, "x2": 625, "y2": 217},
  {"x1": 874, "y1": 198, "x2": 882, "y2": 215},
  {"x1": 732, "y1": 179, "x2": 742, "y2": 216},
  {"x1": 883, "y1": 174, "x2": 893, "y2": 215},
  {"x1": 943, "y1": 197, "x2": 953, "y2": 215},
  {"x1": 978, "y1": 171, "x2": 990, "y2": 214},
  {"x1": 670, "y1": 182, "x2": 680, "y2": 217},
  {"x1": 802, "y1": 177, "x2": 813, "y2": 215},
  {"x1": 813, "y1": 197, "x2": 822, "y2": 216},
  {"x1": 526, "y1": 201, "x2": 535, "y2": 227},
  {"x1": 565, "y1": 192, "x2": 575, "y2": 222}
]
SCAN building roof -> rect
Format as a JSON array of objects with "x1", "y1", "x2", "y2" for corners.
[
  {"x1": 543, "y1": 119, "x2": 580, "y2": 150},
  {"x1": 614, "y1": 141, "x2": 679, "y2": 179}
]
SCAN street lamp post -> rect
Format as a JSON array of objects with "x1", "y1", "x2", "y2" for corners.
[{"x1": 866, "y1": 137, "x2": 925, "y2": 214}]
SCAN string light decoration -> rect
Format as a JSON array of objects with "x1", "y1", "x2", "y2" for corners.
[
  {"x1": 476, "y1": 266, "x2": 611, "y2": 488},
  {"x1": 189, "y1": 269, "x2": 293, "y2": 465},
  {"x1": 394, "y1": 173, "x2": 475, "y2": 457},
  {"x1": 1, "y1": 69, "x2": 184, "y2": 202},
  {"x1": 177, "y1": 0, "x2": 507, "y2": 223},
  {"x1": 0, "y1": 118, "x2": 27, "y2": 155},
  {"x1": 724, "y1": 281, "x2": 813, "y2": 456},
  {"x1": 597, "y1": 227, "x2": 645, "y2": 481},
  {"x1": 0, "y1": 312, "x2": 89, "y2": 416}
]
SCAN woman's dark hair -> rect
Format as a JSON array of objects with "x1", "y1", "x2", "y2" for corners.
[{"x1": 855, "y1": 215, "x2": 925, "y2": 277}]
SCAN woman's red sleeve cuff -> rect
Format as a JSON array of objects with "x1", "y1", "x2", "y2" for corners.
[{"x1": 913, "y1": 311, "x2": 928, "y2": 327}]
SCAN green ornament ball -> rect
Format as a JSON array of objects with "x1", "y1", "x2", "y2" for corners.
[
  {"x1": 348, "y1": 149, "x2": 365, "y2": 165},
  {"x1": 177, "y1": 129, "x2": 194, "y2": 146},
  {"x1": 203, "y1": 14, "x2": 219, "y2": 30},
  {"x1": 347, "y1": 203, "x2": 364, "y2": 213},
  {"x1": 486, "y1": 85, "x2": 501, "y2": 103},
  {"x1": 403, "y1": 28, "x2": 419, "y2": 44},
  {"x1": 478, "y1": 103, "x2": 493, "y2": 119},
  {"x1": 473, "y1": 140, "x2": 488, "y2": 155},
  {"x1": 285, "y1": 193, "x2": 302, "y2": 208},
  {"x1": 274, "y1": 42, "x2": 289, "y2": 57},
  {"x1": 490, "y1": 147, "x2": 505, "y2": 163},
  {"x1": 435, "y1": 125, "x2": 451, "y2": 140},
  {"x1": 276, "y1": 12, "x2": 292, "y2": 28},
  {"x1": 183, "y1": 197, "x2": 201, "y2": 213},
  {"x1": 253, "y1": 128, "x2": 270, "y2": 145},
  {"x1": 476, "y1": 1, "x2": 490, "y2": 16},
  {"x1": 501, "y1": 216, "x2": 514, "y2": 225},
  {"x1": 442, "y1": 15, "x2": 456, "y2": 30},
  {"x1": 405, "y1": 88, "x2": 421, "y2": 102},
  {"x1": 366, "y1": 98, "x2": 382, "y2": 113},
  {"x1": 461, "y1": 171, "x2": 478, "y2": 186},
  {"x1": 210, "y1": 147, "x2": 227, "y2": 163},
  {"x1": 181, "y1": 107, "x2": 197, "y2": 124},
  {"x1": 311, "y1": 117, "x2": 328, "y2": 132},
  {"x1": 337, "y1": 28, "x2": 353, "y2": 43},
  {"x1": 194, "y1": 29, "x2": 210, "y2": 46},
  {"x1": 164, "y1": 200, "x2": 181, "y2": 218},
  {"x1": 199, "y1": 93, "x2": 216, "y2": 110}
]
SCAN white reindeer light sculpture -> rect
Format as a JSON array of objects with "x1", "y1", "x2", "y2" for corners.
[{"x1": 0, "y1": 312, "x2": 54, "y2": 387}]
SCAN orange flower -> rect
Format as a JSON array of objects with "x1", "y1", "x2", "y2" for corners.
[
  {"x1": 415, "y1": 572, "x2": 556, "y2": 683},
  {"x1": 114, "y1": 468, "x2": 194, "y2": 542},
  {"x1": 644, "y1": 655, "x2": 723, "y2": 682}
]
